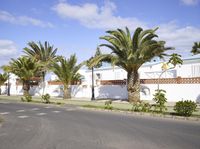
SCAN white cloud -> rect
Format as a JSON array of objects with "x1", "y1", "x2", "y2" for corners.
[
  {"x1": 0, "y1": 10, "x2": 54, "y2": 28},
  {"x1": 157, "y1": 22, "x2": 200, "y2": 56},
  {"x1": 52, "y1": 1, "x2": 146, "y2": 30},
  {"x1": 53, "y1": 1, "x2": 200, "y2": 57},
  {"x1": 0, "y1": 40, "x2": 19, "y2": 66},
  {"x1": 180, "y1": 0, "x2": 199, "y2": 5}
]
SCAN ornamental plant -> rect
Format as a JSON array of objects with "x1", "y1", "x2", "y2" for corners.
[
  {"x1": 153, "y1": 89, "x2": 167, "y2": 113},
  {"x1": 21, "y1": 94, "x2": 32, "y2": 102},
  {"x1": 131, "y1": 101, "x2": 151, "y2": 112},
  {"x1": 174, "y1": 100, "x2": 197, "y2": 117},
  {"x1": 42, "y1": 93, "x2": 51, "y2": 104},
  {"x1": 104, "y1": 100, "x2": 113, "y2": 110}
]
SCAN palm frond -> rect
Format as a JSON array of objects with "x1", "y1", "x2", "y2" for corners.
[
  {"x1": 99, "y1": 27, "x2": 172, "y2": 72},
  {"x1": 52, "y1": 55, "x2": 83, "y2": 86}
]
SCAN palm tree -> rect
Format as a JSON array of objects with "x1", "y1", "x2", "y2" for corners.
[
  {"x1": 52, "y1": 55, "x2": 83, "y2": 99},
  {"x1": 3, "y1": 57, "x2": 41, "y2": 95},
  {"x1": 0, "y1": 73, "x2": 8, "y2": 95},
  {"x1": 191, "y1": 42, "x2": 200, "y2": 55},
  {"x1": 23, "y1": 41, "x2": 58, "y2": 94},
  {"x1": 89, "y1": 27, "x2": 172, "y2": 102}
]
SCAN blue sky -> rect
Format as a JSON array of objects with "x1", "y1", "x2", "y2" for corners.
[{"x1": 0, "y1": 0, "x2": 200, "y2": 66}]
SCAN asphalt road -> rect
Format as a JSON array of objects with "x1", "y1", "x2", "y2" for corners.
[{"x1": 0, "y1": 100, "x2": 200, "y2": 149}]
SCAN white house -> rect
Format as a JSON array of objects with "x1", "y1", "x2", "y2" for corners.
[
  {"x1": 81, "y1": 55, "x2": 200, "y2": 82},
  {"x1": 1, "y1": 55, "x2": 200, "y2": 102}
]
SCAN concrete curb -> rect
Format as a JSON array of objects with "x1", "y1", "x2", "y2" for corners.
[{"x1": 80, "y1": 107, "x2": 200, "y2": 122}]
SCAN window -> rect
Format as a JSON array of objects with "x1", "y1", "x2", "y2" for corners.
[{"x1": 191, "y1": 65, "x2": 200, "y2": 77}]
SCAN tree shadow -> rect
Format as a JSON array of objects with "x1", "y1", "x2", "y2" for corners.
[
  {"x1": 29, "y1": 86, "x2": 41, "y2": 96},
  {"x1": 96, "y1": 85, "x2": 151, "y2": 101},
  {"x1": 71, "y1": 85, "x2": 82, "y2": 97},
  {"x1": 96, "y1": 85, "x2": 127, "y2": 101},
  {"x1": 140, "y1": 85, "x2": 150, "y2": 96}
]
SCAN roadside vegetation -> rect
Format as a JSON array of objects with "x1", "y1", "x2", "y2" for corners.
[
  {"x1": 0, "y1": 95, "x2": 199, "y2": 118},
  {"x1": 0, "y1": 26, "x2": 199, "y2": 119}
]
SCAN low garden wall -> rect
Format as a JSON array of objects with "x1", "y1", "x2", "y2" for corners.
[{"x1": 0, "y1": 77, "x2": 199, "y2": 102}]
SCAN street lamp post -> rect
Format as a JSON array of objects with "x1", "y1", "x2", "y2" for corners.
[
  {"x1": 7, "y1": 72, "x2": 10, "y2": 96},
  {"x1": 91, "y1": 66, "x2": 95, "y2": 100}
]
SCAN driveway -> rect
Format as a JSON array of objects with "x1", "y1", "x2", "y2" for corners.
[{"x1": 0, "y1": 100, "x2": 200, "y2": 149}]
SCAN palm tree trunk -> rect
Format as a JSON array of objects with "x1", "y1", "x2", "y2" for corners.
[
  {"x1": 23, "y1": 80, "x2": 30, "y2": 96},
  {"x1": 63, "y1": 85, "x2": 71, "y2": 99},
  {"x1": 127, "y1": 70, "x2": 140, "y2": 103},
  {"x1": 0, "y1": 87, "x2": 1, "y2": 95}
]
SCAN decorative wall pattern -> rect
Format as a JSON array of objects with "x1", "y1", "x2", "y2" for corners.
[{"x1": 100, "y1": 77, "x2": 200, "y2": 85}]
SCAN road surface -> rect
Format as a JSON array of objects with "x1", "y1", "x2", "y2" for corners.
[{"x1": 0, "y1": 100, "x2": 200, "y2": 149}]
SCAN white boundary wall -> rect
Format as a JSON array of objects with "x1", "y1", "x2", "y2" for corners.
[{"x1": 1, "y1": 83, "x2": 200, "y2": 103}]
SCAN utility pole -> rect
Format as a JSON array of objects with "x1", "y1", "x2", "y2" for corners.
[
  {"x1": 7, "y1": 72, "x2": 10, "y2": 96},
  {"x1": 91, "y1": 66, "x2": 95, "y2": 100}
]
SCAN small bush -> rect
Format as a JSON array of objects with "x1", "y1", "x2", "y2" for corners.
[
  {"x1": 26, "y1": 95, "x2": 32, "y2": 102},
  {"x1": 131, "y1": 101, "x2": 151, "y2": 112},
  {"x1": 141, "y1": 102, "x2": 151, "y2": 112},
  {"x1": 21, "y1": 97, "x2": 26, "y2": 102},
  {"x1": 21, "y1": 94, "x2": 32, "y2": 102},
  {"x1": 174, "y1": 100, "x2": 197, "y2": 117},
  {"x1": 153, "y1": 89, "x2": 167, "y2": 113},
  {"x1": 56, "y1": 101, "x2": 65, "y2": 105},
  {"x1": 41, "y1": 94, "x2": 51, "y2": 104},
  {"x1": 56, "y1": 102, "x2": 62, "y2": 105},
  {"x1": 132, "y1": 101, "x2": 142, "y2": 112},
  {"x1": 104, "y1": 100, "x2": 113, "y2": 110}
]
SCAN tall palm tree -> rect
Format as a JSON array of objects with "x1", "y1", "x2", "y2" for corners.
[
  {"x1": 23, "y1": 41, "x2": 58, "y2": 94},
  {"x1": 3, "y1": 57, "x2": 41, "y2": 95},
  {"x1": 52, "y1": 55, "x2": 83, "y2": 99},
  {"x1": 89, "y1": 27, "x2": 172, "y2": 102},
  {"x1": 191, "y1": 42, "x2": 200, "y2": 55},
  {"x1": 0, "y1": 73, "x2": 8, "y2": 95}
]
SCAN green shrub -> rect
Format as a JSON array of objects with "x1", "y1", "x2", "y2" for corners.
[
  {"x1": 21, "y1": 94, "x2": 32, "y2": 102},
  {"x1": 141, "y1": 102, "x2": 151, "y2": 112},
  {"x1": 131, "y1": 101, "x2": 151, "y2": 112},
  {"x1": 174, "y1": 100, "x2": 197, "y2": 117},
  {"x1": 104, "y1": 100, "x2": 113, "y2": 110},
  {"x1": 56, "y1": 101, "x2": 65, "y2": 105},
  {"x1": 153, "y1": 89, "x2": 167, "y2": 113},
  {"x1": 21, "y1": 97, "x2": 26, "y2": 102},
  {"x1": 26, "y1": 95, "x2": 32, "y2": 102},
  {"x1": 41, "y1": 94, "x2": 51, "y2": 104},
  {"x1": 132, "y1": 101, "x2": 142, "y2": 112},
  {"x1": 56, "y1": 102, "x2": 62, "y2": 105}
]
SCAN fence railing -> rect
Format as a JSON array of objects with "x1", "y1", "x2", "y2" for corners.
[{"x1": 100, "y1": 77, "x2": 200, "y2": 85}]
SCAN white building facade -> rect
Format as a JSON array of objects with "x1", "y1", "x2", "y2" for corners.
[{"x1": 1, "y1": 56, "x2": 200, "y2": 102}]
